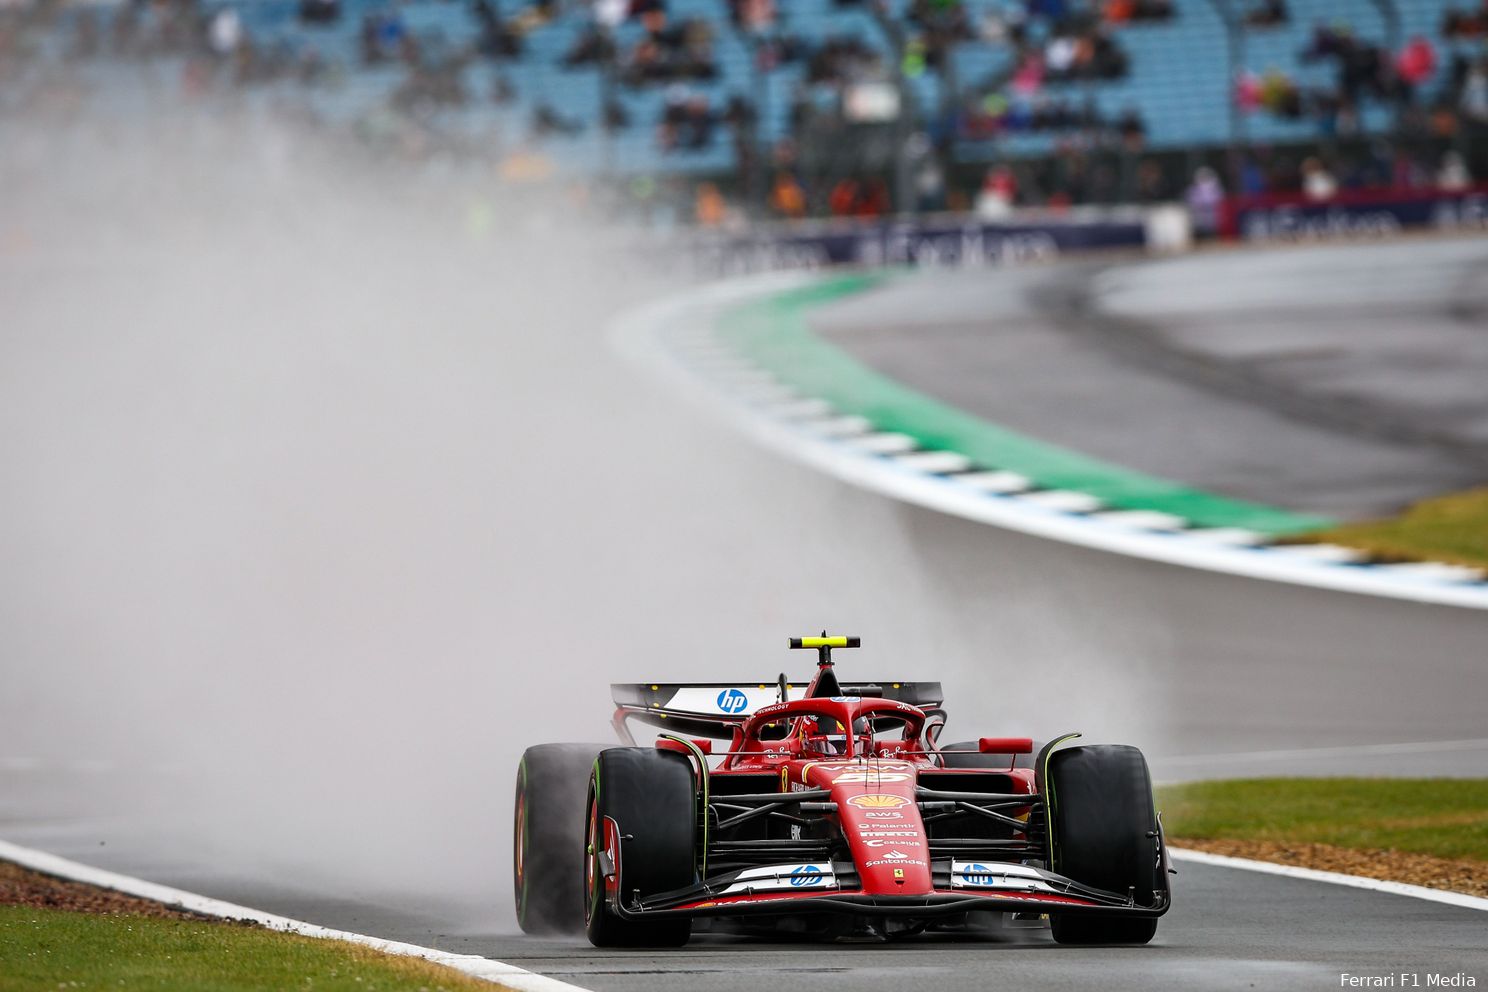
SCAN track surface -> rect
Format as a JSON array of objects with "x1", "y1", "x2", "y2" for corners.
[
  {"x1": 441, "y1": 864, "x2": 1488, "y2": 992},
  {"x1": 2, "y1": 120, "x2": 1486, "y2": 991},
  {"x1": 812, "y1": 238, "x2": 1488, "y2": 520},
  {"x1": 5, "y1": 497, "x2": 1488, "y2": 989}
]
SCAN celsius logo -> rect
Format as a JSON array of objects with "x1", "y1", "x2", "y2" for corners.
[
  {"x1": 715, "y1": 689, "x2": 748, "y2": 714},
  {"x1": 847, "y1": 794, "x2": 910, "y2": 810},
  {"x1": 789, "y1": 865, "x2": 824, "y2": 887}
]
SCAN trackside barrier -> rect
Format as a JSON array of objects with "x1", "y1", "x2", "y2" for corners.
[
  {"x1": 689, "y1": 208, "x2": 1163, "y2": 276},
  {"x1": 1221, "y1": 185, "x2": 1488, "y2": 242}
]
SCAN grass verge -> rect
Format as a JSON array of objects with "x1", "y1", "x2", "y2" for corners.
[
  {"x1": 0, "y1": 861, "x2": 498, "y2": 992},
  {"x1": 1157, "y1": 778, "x2": 1488, "y2": 897},
  {"x1": 0, "y1": 906, "x2": 498, "y2": 992},
  {"x1": 1290, "y1": 486, "x2": 1488, "y2": 570}
]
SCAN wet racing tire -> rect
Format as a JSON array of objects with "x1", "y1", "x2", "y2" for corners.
[
  {"x1": 584, "y1": 747, "x2": 696, "y2": 947},
  {"x1": 1045, "y1": 744, "x2": 1161, "y2": 946},
  {"x1": 513, "y1": 743, "x2": 606, "y2": 935}
]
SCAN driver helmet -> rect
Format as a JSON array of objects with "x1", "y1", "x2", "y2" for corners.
[{"x1": 801, "y1": 716, "x2": 849, "y2": 757}]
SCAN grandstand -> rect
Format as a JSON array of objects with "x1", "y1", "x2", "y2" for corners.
[{"x1": 9, "y1": 0, "x2": 1488, "y2": 199}]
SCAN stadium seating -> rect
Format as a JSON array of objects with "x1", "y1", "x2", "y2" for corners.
[{"x1": 62, "y1": 0, "x2": 1477, "y2": 174}]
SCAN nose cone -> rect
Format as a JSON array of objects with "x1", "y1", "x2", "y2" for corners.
[{"x1": 817, "y1": 765, "x2": 931, "y2": 895}]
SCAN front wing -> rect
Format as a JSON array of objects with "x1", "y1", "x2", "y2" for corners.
[{"x1": 602, "y1": 858, "x2": 1171, "y2": 923}]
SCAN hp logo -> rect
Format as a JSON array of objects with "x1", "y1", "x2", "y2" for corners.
[
  {"x1": 716, "y1": 688, "x2": 748, "y2": 714},
  {"x1": 961, "y1": 863, "x2": 995, "y2": 885},
  {"x1": 789, "y1": 865, "x2": 824, "y2": 887}
]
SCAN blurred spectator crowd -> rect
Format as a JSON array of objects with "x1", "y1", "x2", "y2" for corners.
[{"x1": 0, "y1": 0, "x2": 1483, "y2": 222}]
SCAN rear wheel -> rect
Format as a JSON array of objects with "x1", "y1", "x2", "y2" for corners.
[
  {"x1": 584, "y1": 747, "x2": 696, "y2": 947},
  {"x1": 1046, "y1": 744, "x2": 1160, "y2": 946},
  {"x1": 513, "y1": 743, "x2": 606, "y2": 935}
]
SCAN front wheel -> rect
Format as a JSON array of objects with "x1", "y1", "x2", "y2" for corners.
[
  {"x1": 584, "y1": 747, "x2": 695, "y2": 947},
  {"x1": 1046, "y1": 743, "x2": 1162, "y2": 946}
]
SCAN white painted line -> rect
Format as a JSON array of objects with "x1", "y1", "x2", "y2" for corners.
[
  {"x1": 952, "y1": 470, "x2": 1033, "y2": 493},
  {"x1": 1372, "y1": 561, "x2": 1488, "y2": 583},
  {"x1": 1170, "y1": 527, "x2": 1266, "y2": 547},
  {"x1": 766, "y1": 398, "x2": 835, "y2": 420},
  {"x1": 892, "y1": 450, "x2": 974, "y2": 474},
  {"x1": 1157, "y1": 737, "x2": 1488, "y2": 766},
  {"x1": 1168, "y1": 847, "x2": 1488, "y2": 913},
  {"x1": 1015, "y1": 490, "x2": 1105, "y2": 513},
  {"x1": 845, "y1": 432, "x2": 919, "y2": 455},
  {"x1": 0, "y1": 839, "x2": 592, "y2": 992},
  {"x1": 1265, "y1": 542, "x2": 1368, "y2": 563},
  {"x1": 1087, "y1": 509, "x2": 1188, "y2": 532},
  {"x1": 801, "y1": 415, "x2": 874, "y2": 438}
]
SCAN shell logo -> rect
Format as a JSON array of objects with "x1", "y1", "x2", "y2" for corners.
[{"x1": 847, "y1": 794, "x2": 911, "y2": 810}]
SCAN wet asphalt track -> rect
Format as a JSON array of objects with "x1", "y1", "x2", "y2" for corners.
[
  {"x1": 812, "y1": 237, "x2": 1488, "y2": 520},
  {"x1": 3, "y1": 210, "x2": 1487, "y2": 990},
  {"x1": 5, "y1": 493, "x2": 1487, "y2": 990},
  {"x1": 432, "y1": 863, "x2": 1488, "y2": 992}
]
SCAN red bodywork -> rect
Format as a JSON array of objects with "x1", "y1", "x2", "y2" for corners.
[
  {"x1": 598, "y1": 656, "x2": 1170, "y2": 931},
  {"x1": 710, "y1": 696, "x2": 1034, "y2": 901}
]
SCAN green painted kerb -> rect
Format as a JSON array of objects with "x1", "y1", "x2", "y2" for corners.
[{"x1": 715, "y1": 274, "x2": 1334, "y2": 536}]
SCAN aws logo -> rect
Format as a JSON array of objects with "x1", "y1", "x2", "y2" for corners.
[{"x1": 847, "y1": 794, "x2": 910, "y2": 810}]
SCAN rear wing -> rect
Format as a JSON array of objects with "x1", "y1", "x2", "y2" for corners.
[{"x1": 610, "y1": 681, "x2": 945, "y2": 742}]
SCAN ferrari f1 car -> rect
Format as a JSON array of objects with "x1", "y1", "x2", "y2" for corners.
[{"x1": 513, "y1": 636, "x2": 1171, "y2": 946}]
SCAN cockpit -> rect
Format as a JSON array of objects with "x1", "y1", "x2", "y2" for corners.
[{"x1": 748, "y1": 706, "x2": 922, "y2": 760}]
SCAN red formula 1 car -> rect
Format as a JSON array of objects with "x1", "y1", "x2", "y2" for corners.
[{"x1": 513, "y1": 636, "x2": 1171, "y2": 947}]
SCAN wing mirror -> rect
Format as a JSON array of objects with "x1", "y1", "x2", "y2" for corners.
[{"x1": 978, "y1": 737, "x2": 1034, "y2": 754}]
